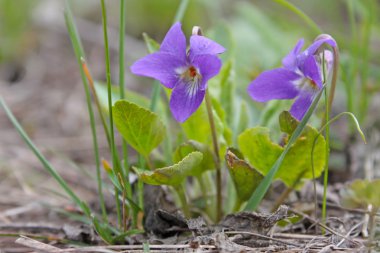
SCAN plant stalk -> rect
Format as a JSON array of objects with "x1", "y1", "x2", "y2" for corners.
[
  {"x1": 101, "y1": 0, "x2": 124, "y2": 229},
  {"x1": 64, "y1": 2, "x2": 107, "y2": 220},
  {"x1": 205, "y1": 90, "x2": 222, "y2": 221},
  {"x1": 321, "y1": 38, "x2": 339, "y2": 227},
  {"x1": 175, "y1": 185, "x2": 190, "y2": 217}
]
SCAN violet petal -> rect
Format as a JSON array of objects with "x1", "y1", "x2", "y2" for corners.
[
  {"x1": 160, "y1": 22, "x2": 187, "y2": 62},
  {"x1": 282, "y1": 39, "x2": 304, "y2": 71},
  {"x1": 191, "y1": 54, "x2": 222, "y2": 90},
  {"x1": 300, "y1": 55, "x2": 323, "y2": 89},
  {"x1": 304, "y1": 38, "x2": 337, "y2": 56},
  {"x1": 189, "y1": 35, "x2": 225, "y2": 60},
  {"x1": 130, "y1": 52, "x2": 185, "y2": 89},
  {"x1": 297, "y1": 38, "x2": 336, "y2": 66},
  {"x1": 169, "y1": 79, "x2": 206, "y2": 123},
  {"x1": 247, "y1": 68, "x2": 301, "y2": 102},
  {"x1": 289, "y1": 92, "x2": 313, "y2": 120}
]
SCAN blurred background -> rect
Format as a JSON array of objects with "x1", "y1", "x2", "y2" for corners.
[{"x1": 0, "y1": 0, "x2": 379, "y2": 242}]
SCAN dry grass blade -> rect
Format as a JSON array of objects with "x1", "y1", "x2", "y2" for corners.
[
  {"x1": 290, "y1": 208, "x2": 361, "y2": 246},
  {"x1": 15, "y1": 235, "x2": 60, "y2": 252},
  {"x1": 225, "y1": 231, "x2": 301, "y2": 247}
]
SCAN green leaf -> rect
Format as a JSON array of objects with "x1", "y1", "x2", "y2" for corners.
[
  {"x1": 340, "y1": 179, "x2": 380, "y2": 209},
  {"x1": 173, "y1": 140, "x2": 215, "y2": 177},
  {"x1": 142, "y1": 32, "x2": 160, "y2": 53},
  {"x1": 239, "y1": 127, "x2": 283, "y2": 172},
  {"x1": 219, "y1": 60, "x2": 234, "y2": 125},
  {"x1": 182, "y1": 100, "x2": 231, "y2": 156},
  {"x1": 238, "y1": 112, "x2": 326, "y2": 188},
  {"x1": 134, "y1": 151, "x2": 203, "y2": 186},
  {"x1": 225, "y1": 149, "x2": 264, "y2": 202},
  {"x1": 279, "y1": 110, "x2": 299, "y2": 134},
  {"x1": 113, "y1": 100, "x2": 166, "y2": 157}
]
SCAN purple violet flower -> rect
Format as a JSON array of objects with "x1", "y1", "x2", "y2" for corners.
[
  {"x1": 130, "y1": 22, "x2": 225, "y2": 123},
  {"x1": 247, "y1": 37, "x2": 336, "y2": 120}
]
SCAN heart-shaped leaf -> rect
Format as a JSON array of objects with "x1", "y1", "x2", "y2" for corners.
[
  {"x1": 225, "y1": 149, "x2": 264, "y2": 203},
  {"x1": 173, "y1": 140, "x2": 215, "y2": 177},
  {"x1": 134, "y1": 151, "x2": 203, "y2": 186},
  {"x1": 238, "y1": 111, "x2": 326, "y2": 187},
  {"x1": 113, "y1": 100, "x2": 166, "y2": 157},
  {"x1": 340, "y1": 179, "x2": 380, "y2": 209}
]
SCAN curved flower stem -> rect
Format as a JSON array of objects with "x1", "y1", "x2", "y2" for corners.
[
  {"x1": 321, "y1": 41, "x2": 339, "y2": 228},
  {"x1": 322, "y1": 88, "x2": 330, "y2": 231},
  {"x1": 205, "y1": 90, "x2": 222, "y2": 222}
]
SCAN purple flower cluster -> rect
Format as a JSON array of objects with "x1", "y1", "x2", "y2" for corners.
[
  {"x1": 247, "y1": 37, "x2": 336, "y2": 120},
  {"x1": 131, "y1": 22, "x2": 337, "y2": 122},
  {"x1": 131, "y1": 22, "x2": 225, "y2": 122}
]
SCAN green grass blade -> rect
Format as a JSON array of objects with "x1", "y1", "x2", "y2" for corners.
[
  {"x1": 0, "y1": 96, "x2": 90, "y2": 217},
  {"x1": 64, "y1": 1, "x2": 107, "y2": 221},
  {"x1": 118, "y1": 0, "x2": 131, "y2": 194},
  {"x1": 244, "y1": 86, "x2": 326, "y2": 211},
  {"x1": 272, "y1": 0, "x2": 322, "y2": 35},
  {"x1": 100, "y1": 0, "x2": 125, "y2": 229},
  {"x1": 173, "y1": 0, "x2": 189, "y2": 23}
]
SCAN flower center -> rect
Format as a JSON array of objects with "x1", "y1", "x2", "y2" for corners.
[
  {"x1": 308, "y1": 79, "x2": 318, "y2": 90},
  {"x1": 188, "y1": 66, "x2": 197, "y2": 78},
  {"x1": 177, "y1": 65, "x2": 202, "y2": 98}
]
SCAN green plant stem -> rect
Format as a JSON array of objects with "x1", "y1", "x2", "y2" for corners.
[
  {"x1": 81, "y1": 59, "x2": 112, "y2": 147},
  {"x1": 233, "y1": 199, "x2": 243, "y2": 213},
  {"x1": 197, "y1": 176, "x2": 214, "y2": 218},
  {"x1": 137, "y1": 156, "x2": 145, "y2": 211},
  {"x1": 118, "y1": 0, "x2": 130, "y2": 187},
  {"x1": 115, "y1": 188, "x2": 122, "y2": 228},
  {"x1": 64, "y1": 2, "x2": 107, "y2": 220},
  {"x1": 346, "y1": 0, "x2": 357, "y2": 121},
  {"x1": 272, "y1": 0, "x2": 322, "y2": 35},
  {"x1": 101, "y1": 0, "x2": 124, "y2": 229},
  {"x1": 0, "y1": 96, "x2": 91, "y2": 218},
  {"x1": 118, "y1": 0, "x2": 134, "y2": 228},
  {"x1": 149, "y1": 82, "x2": 161, "y2": 112},
  {"x1": 173, "y1": 0, "x2": 189, "y2": 23},
  {"x1": 175, "y1": 185, "x2": 190, "y2": 217},
  {"x1": 321, "y1": 39, "x2": 339, "y2": 228},
  {"x1": 358, "y1": 0, "x2": 375, "y2": 124},
  {"x1": 205, "y1": 90, "x2": 222, "y2": 221}
]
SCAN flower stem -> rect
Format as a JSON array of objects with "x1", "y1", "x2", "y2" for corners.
[
  {"x1": 321, "y1": 37, "x2": 339, "y2": 229},
  {"x1": 205, "y1": 90, "x2": 222, "y2": 222},
  {"x1": 174, "y1": 185, "x2": 190, "y2": 217}
]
